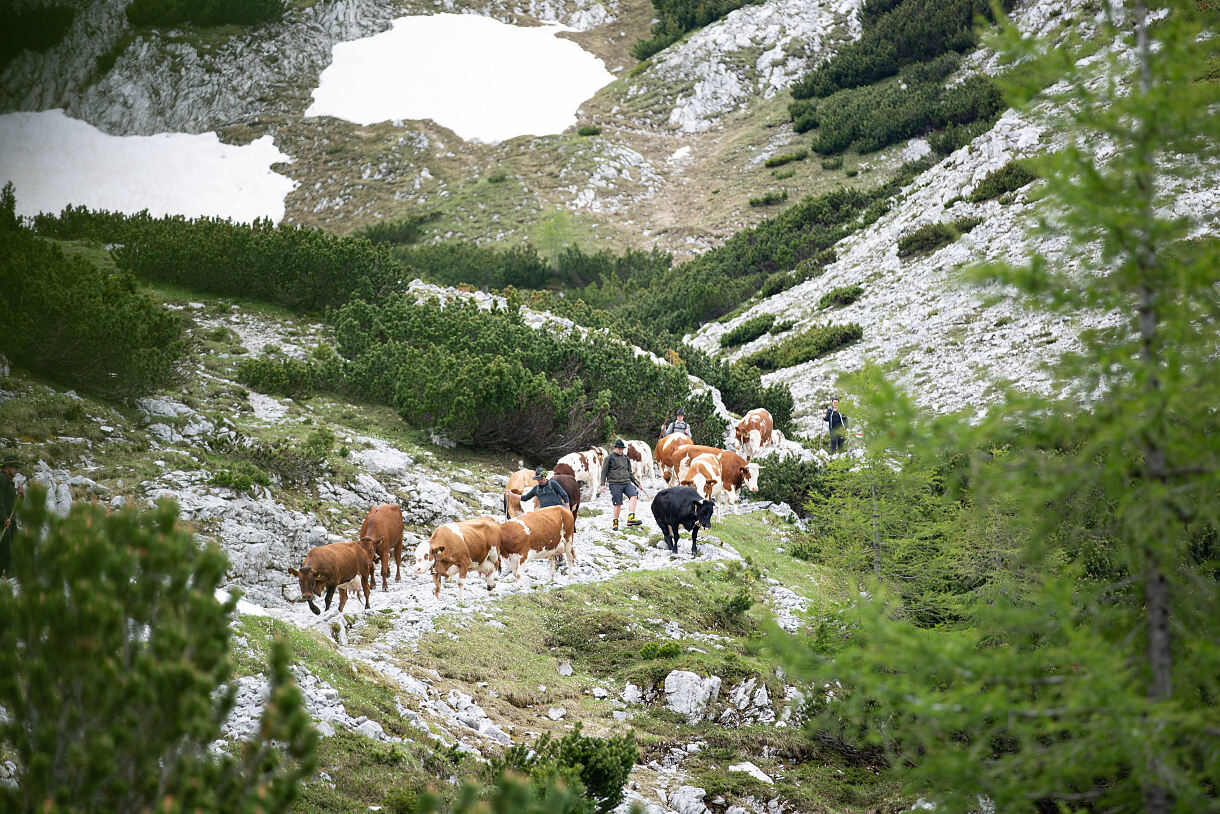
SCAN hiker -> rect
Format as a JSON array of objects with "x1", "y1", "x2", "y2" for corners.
[
  {"x1": 513, "y1": 467, "x2": 572, "y2": 566},
  {"x1": 599, "y1": 440, "x2": 642, "y2": 530},
  {"x1": 661, "y1": 408, "x2": 692, "y2": 439},
  {"x1": 1, "y1": 454, "x2": 24, "y2": 578},
  {"x1": 514, "y1": 467, "x2": 570, "y2": 511},
  {"x1": 824, "y1": 398, "x2": 848, "y2": 454}
]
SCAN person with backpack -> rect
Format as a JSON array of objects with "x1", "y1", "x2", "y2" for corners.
[
  {"x1": 599, "y1": 440, "x2": 642, "y2": 529},
  {"x1": 661, "y1": 408, "x2": 691, "y2": 439},
  {"x1": 824, "y1": 398, "x2": 848, "y2": 454},
  {"x1": 515, "y1": 467, "x2": 570, "y2": 510}
]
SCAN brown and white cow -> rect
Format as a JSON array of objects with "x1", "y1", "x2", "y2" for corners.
[
  {"x1": 670, "y1": 444, "x2": 725, "y2": 486},
  {"x1": 499, "y1": 505, "x2": 575, "y2": 584},
  {"x1": 674, "y1": 447, "x2": 760, "y2": 511},
  {"x1": 679, "y1": 452, "x2": 722, "y2": 505},
  {"x1": 623, "y1": 440, "x2": 656, "y2": 482},
  {"x1": 360, "y1": 504, "x2": 404, "y2": 591},
  {"x1": 504, "y1": 468, "x2": 537, "y2": 517},
  {"x1": 290, "y1": 539, "x2": 375, "y2": 615},
  {"x1": 655, "y1": 434, "x2": 694, "y2": 486},
  {"x1": 414, "y1": 517, "x2": 502, "y2": 600},
  {"x1": 556, "y1": 447, "x2": 605, "y2": 498},
  {"x1": 505, "y1": 472, "x2": 582, "y2": 530},
  {"x1": 734, "y1": 408, "x2": 774, "y2": 458}
]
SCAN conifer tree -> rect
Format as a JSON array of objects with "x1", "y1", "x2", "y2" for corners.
[
  {"x1": 0, "y1": 490, "x2": 318, "y2": 813},
  {"x1": 772, "y1": 3, "x2": 1220, "y2": 810}
]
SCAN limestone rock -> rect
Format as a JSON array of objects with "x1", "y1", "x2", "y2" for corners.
[{"x1": 664, "y1": 671, "x2": 721, "y2": 722}]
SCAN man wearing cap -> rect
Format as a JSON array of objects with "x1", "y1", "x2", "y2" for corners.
[
  {"x1": 1, "y1": 455, "x2": 24, "y2": 578},
  {"x1": 661, "y1": 408, "x2": 692, "y2": 439},
  {"x1": 599, "y1": 441, "x2": 642, "y2": 529},
  {"x1": 513, "y1": 466, "x2": 571, "y2": 511}
]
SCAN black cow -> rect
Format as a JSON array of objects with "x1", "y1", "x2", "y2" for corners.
[{"x1": 651, "y1": 486, "x2": 716, "y2": 556}]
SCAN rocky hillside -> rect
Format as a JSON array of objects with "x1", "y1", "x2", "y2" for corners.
[{"x1": 0, "y1": 277, "x2": 848, "y2": 813}]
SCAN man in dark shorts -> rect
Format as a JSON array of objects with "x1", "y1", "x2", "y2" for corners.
[{"x1": 599, "y1": 440, "x2": 642, "y2": 530}]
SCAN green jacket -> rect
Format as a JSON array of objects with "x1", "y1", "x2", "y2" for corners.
[
  {"x1": 1, "y1": 471, "x2": 15, "y2": 526},
  {"x1": 600, "y1": 451, "x2": 639, "y2": 486}
]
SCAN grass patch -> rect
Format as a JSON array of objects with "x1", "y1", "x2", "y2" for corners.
[{"x1": 577, "y1": 126, "x2": 603, "y2": 137}]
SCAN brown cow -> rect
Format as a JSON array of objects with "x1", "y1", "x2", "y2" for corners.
[
  {"x1": 361, "y1": 504, "x2": 404, "y2": 591},
  {"x1": 655, "y1": 434, "x2": 694, "y2": 486},
  {"x1": 416, "y1": 517, "x2": 502, "y2": 600},
  {"x1": 624, "y1": 440, "x2": 655, "y2": 482},
  {"x1": 499, "y1": 505, "x2": 575, "y2": 584},
  {"x1": 679, "y1": 452, "x2": 722, "y2": 504},
  {"x1": 290, "y1": 539, "x2": 375, "y2": 615},
  {"x1": 669, "y1": 444, "x2": 723, "y2": 486},
  {"x1": 734, "y1": 408, "x2": 774, "y2": 458},
  {"x1": 556, "y1": 447, "x2": 606, "y2": 497}
]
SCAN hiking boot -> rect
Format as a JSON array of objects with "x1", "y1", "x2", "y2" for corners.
[
  {"x1": 612, "y1": 518, "x2": 619, "y2": 530},
  {"x1": 626, "y1": 512, "x2": 642, "y2": 527}
]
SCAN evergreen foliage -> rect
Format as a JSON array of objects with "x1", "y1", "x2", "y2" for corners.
[
  {"x1": 743, "y1": 322, "x2": 862, "y2": 371},
  {"x1": 967, "y1": 158, "x2": 1037, "y2": 202},
  {"x1": 240, "y1": 295, "x2": 727, "y2": 457},
  {"x1": 0, "y1": 225, "x2": 182, "y2": 399},
  {"x1": 357, "y1": 213, "x2": 437, "y2": 245},
  {"x1": 0, "y1": 492, "x2": 318, "y2": 813},
  {"x1": 0, "y1": 182, "x2": 19, "y2": 232},
  {"x1": 720, "y1": 314, "x2": 776, "y2": 347},
  {"x1": 754, "y1": 456, "x2": 827, "y2": 518},
  {"x1": 126, "y1": 0, "x2": 287, "y2": 28},
  {"x1": 817, "y1": 284, "x2": 863, "y2": 309},
  {"x1": 790, "y1": 0, "x2": 1014, "y2": 99},
  {"x1": 895, "y1": 221, "x2": 956, "y2": 258},
  {"x1": 748, "y1": 189, "x2": 789, "y2": 207},
  {"x1": 764, "y1": 150, "x2": 808, "y2": 168},
  {"x1": 0, "y1": 4, "x2": 74, "y2": 71},
  {"x1": 631, "y1": 0, "x2": 760, "y2": 60},
  {"x1": 772, "y1": 5, "x2": 1220, "y2": 811},
  {"x1": 493, "y1": 724, "x2": 637, "y2": 814}
]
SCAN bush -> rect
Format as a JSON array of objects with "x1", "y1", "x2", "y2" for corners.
[
  {"x1": 790, "y1": 0, "x2": 1014, "y2": 99},
  {"x1": 0, "y1": 227, "x2": 183, "y2": 399},
  {"x1": 494, "y1": 724, "x2": 637, "y2": 814},
  {"x1": 953, "y1": 215, "x2": 983, "y2": 234},
  {"x1": 639, "y1": 640, "x2": 683, "y2": 659},
  {"x1": 929, "y1": 117, "x2": 994, "y2": 155},
  {"x1": 749, "y1": 189, "x2": 789, "y2": 207},
  {"x1": 0, "y1": 4, "x2": 74, "y2": 71},
  {"x1": 897, "y1": 221, "x2": 956, "y2": 258},
  {"x1": 720, "y1": 313, "x2": 776, "y2": 348},
  {"x1": 809, "y1": 54, "x2": 959, "y2": 155},
  {"x1": 744, "y1": 323, "x2": 863, "y2": 371},
  {"x1": 764, "y1": 149, "x2": 808, "y2": 168},
  {"x1": 773, "y1": 319, "x2": 796, "y2": 333},
  {"x1": 577, "y1": 125, "x2": 602, "y2": 136},
  {"x1": 772, "y1": 167, "x2": 795, "y2": 179},
  {"x1": 755, "y1": 456, "x2": 827, "y2": 517},
  {"x1": 487, "y1": 171, "x2": 509, "y2": 183},
  {"x1": 0, "y1": 493, "x2": 317, "y2": 813},
  {"x1": 631, "y1": 0, "x2": 755, "y2": 60},
  {"x1": 789, "y1": 98, "x2": 819, "y2": 133},
  {"x1": 820, "y1": 156, "x2": 844, "y2": 170},
  {"x1": 209, "y1": 462, "x2": 271, "y2": 493},
  {"x1": 126, "y1": 0, "x2": 287, "y2": 28},
  {"x1": 357, "y1": 212, "x2": 436, "y2": 245},
  {"x1": 818, "y1": 284, "x2": 864, "y2": 309},
  {"x1": 968, "y1": 159, "x2": 1037, "y2": 202}
]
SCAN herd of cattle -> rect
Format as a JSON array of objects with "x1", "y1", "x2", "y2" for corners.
[{"x1": 289, "y1": 409, "x2": 781, "y2": 614}]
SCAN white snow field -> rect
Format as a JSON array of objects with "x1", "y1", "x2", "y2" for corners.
[
  {"x1": 0, "y1": 109, "x2": 297, "y2": 222},
  {"x1": 305, "y1": 13, "x2": 614, "y2": 142}
]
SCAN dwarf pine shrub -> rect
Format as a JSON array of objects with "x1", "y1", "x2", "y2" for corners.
[
  {"x1": 749, "y1": 189, "x2": 789, "y2": 207},
  {"x1": 127, "y1": 0, "x2": 286, "y2": 27},
  {"x1": 818, "y1": 284, "x2": 864, "y2": 309},
  {"x1": 968, "y1": 159, "x2": 1037, "y2": 203},
  {"x1": 764, "y1": 149, "x2": 808, "y2": 168},
  {"x1": 897, "y1": 221, "x2": 956, "y2": 258},
  {"x1": 720, "y1": 314, "x2": 776, "y2": 348},
  {"x1": 744, "y1": 323, "x2": 863, "y2": 371}
]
